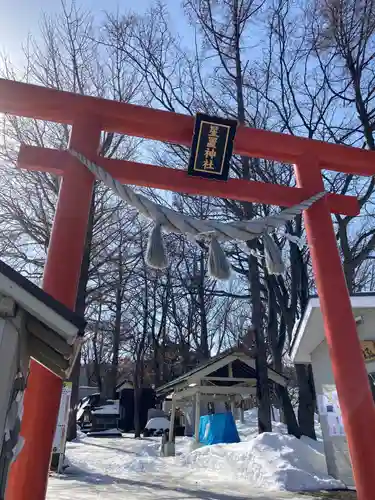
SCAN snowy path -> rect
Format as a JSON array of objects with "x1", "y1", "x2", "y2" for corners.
[{"x1": 46, "y1": 435, "x2": 319, "y2": 500}]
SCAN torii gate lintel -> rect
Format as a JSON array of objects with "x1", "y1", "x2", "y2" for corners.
[
  {"x1": 0, "y1": 79, "x2": 374, "y2": 500},
  {"x1": 18, "y1": 144, "x2": 359, "y2": 216}
]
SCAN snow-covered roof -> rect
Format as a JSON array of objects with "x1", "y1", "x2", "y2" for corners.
[
  {"x1": 0, "y1": 259, "x2": 85, "y2": 343},
  {"x1": 91, "y1": 401, "x2": 120, "y2": 416},
  {"x1": 116, "y1": 380, "x2": 133, "y2": 391},
  {"x1": 145, "y1": 417, "x2": 169, "y2": 430},
  {"x1": 157, "y1": 349, "x2": 287, "y2": 395}
]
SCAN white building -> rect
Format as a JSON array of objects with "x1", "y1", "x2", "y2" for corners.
[{"x1": 290, "y1": 293, "x2": 375, "y2": 487}]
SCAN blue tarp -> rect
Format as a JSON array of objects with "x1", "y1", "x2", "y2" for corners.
[{"x1": 198, "y1": 412, "x2": 240, "y2": 446}]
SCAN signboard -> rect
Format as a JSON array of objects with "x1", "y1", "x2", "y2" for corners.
[
  {"x1": 317, "y1": 384, "x2": 345, "y2": 437},
  {"x1": 361, "y1": 340, "x2": 375, "y2": 362},
  {"x1": 187, "y1": 113, "x2": 237, "y2": 181},
  {"x1": 52, "y1": 381, "x2": 72, "y2": 472}
]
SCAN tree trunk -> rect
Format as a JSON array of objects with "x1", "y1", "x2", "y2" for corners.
[
  {"x1": 231, "y1": 1, "x2": 271, "y2": 432},
  {"x1": 198, "y1": 252, "x2": 209, "y2": 360},
  {"x1": 92, "y1": 341, "x2": 103, "y2": 396},
  {"x1": 133, "y1": 382, "x2": 142, "y2": 438},
  {"x1": 66, "y1": 185, "x2": 96, "y2": 442},
  {"x1": 368, "y1": 374, "x2": 375, "y2": 402},
  {"x1": 295, "y1": 249, "x2": 317, "y2": 440},
  {"x1": 296, "y1": 364, "x2": 316, "y2": 439},
  {"x1": 277, "y1": 385, "x2": 301, "y2": 438},
  {"x1": 108, "y1": 285, "x2": 122, "y2": 399},
  {"x1": 248, "y1": 253, "x2": 272, "y2": 433},
  {"x1": 66, "y1": 351, "x2": 82, "y2": 442},
  {"x1": 255, "y1": 335, "x2": 272, "y2": 433},
  {"x1": 267, "y1": 278, "x2": 300, "y2": 437}
]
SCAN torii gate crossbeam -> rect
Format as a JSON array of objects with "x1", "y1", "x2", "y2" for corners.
[{"x1": 0, "y1": 79, "x2": 374, "y2": 500}]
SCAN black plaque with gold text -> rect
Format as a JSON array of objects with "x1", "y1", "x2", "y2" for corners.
[{"x1": 187, "y1": 113, "x2": 237, "y2": 181}]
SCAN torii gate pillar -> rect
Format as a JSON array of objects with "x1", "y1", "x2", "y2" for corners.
[
  {"x1": 294, "y1": 157, "x2": 375, "y2": 498},
  {"x1": 5, "y1": 118, "x2": 102, "y2": 500},
  {"x1": 0, "y1": 79, "x2": 374, "y2": 500}
]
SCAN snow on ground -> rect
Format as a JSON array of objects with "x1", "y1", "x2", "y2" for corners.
[{"x1": 47, "y1": 410, "x2": 346, "y2": 500}]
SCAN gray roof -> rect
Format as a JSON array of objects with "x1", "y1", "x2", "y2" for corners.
[{"x1": 156, "y1": 348, "x2": 287, "y2": 395}]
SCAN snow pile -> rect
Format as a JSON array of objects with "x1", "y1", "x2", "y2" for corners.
[
  {"x1": 182, "y1": 432, "x2": 343, "y2": 491},
  {"x1": 180, "y1": 409, "x2": 344, "y2": 492}
]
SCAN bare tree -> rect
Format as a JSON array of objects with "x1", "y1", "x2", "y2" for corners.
[
  {"x1": 0, "y1": 1, "x2": 145, "y2": 440},
  {"x1": 105, "y1": 0, "x2": 304, "y2": 435}
]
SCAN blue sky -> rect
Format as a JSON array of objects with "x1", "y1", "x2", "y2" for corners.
[{"x1": 0, "y1": 0, "x2": 188, "y2": 65}]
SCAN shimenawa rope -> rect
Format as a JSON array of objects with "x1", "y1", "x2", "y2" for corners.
[{"x1": 69, "y1": 150, "x2": 325, "y2": 279}]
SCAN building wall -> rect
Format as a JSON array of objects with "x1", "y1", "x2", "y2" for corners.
[
  {"x1": 0, "y1": 312, "x2": 28, "y2": 492},
  {"x1": 0, "y1": 319, "x2": 16, "y2": 460},
  {"x1": 310, "y1": 310, "x2": 375, "y2": 487}
]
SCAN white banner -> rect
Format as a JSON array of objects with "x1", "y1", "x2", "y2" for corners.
[{"x1": 52, "y1": 381, "x2": 72, "y2": 471}]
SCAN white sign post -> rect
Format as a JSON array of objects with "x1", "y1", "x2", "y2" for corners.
[{"x1": 52, "y1": 381, "x2": 72, "y2": 473}]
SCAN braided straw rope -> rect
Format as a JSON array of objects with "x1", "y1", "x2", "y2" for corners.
[{"x1": 69, "y1": 150, "x2": 325, "y2": 243}]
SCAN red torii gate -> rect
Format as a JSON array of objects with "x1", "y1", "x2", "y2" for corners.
[{"x1": 0, "y1": 79, "x2": 374, "y2": 500}]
